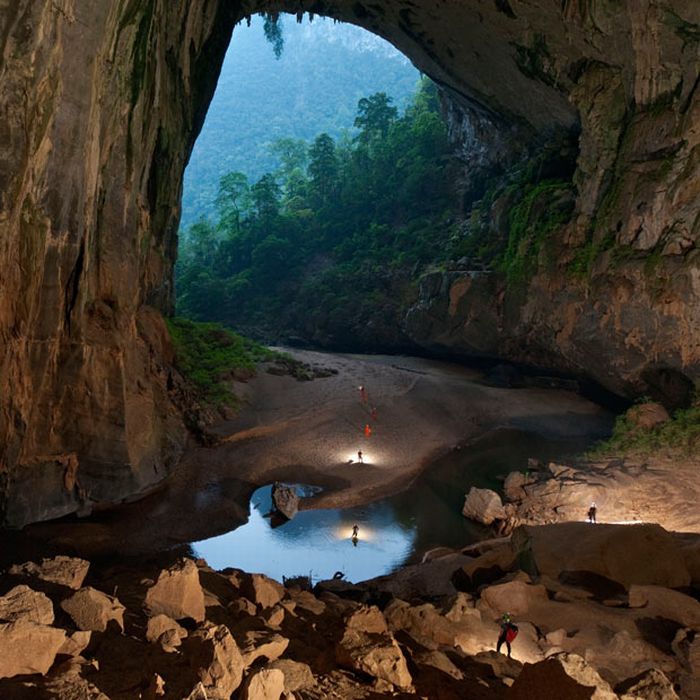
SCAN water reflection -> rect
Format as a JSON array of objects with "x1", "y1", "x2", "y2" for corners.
[
  {"x1": 193, "y1": 429, "x2": 598, "y2": 583},
  {"x1": 193, "y1": 485, "x2": 417, "y2": 583}
]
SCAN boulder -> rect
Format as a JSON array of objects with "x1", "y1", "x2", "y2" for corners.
[
  {"x1": 57, "y1": 630, "x2": 92, "y2": 657},
  {"x1": 512, "y1": 523, "x2": 690, "y2": 589},
  {"x1": 626, "y1": 403, "x2": 670, "y2": 430},
  {"x1": 508, "y1": 653, "x2": 617, "y2": 700},
  {"x1": 61, "y1": 587, "x2": 125, "y2": 632},
  {"x1": 144, "y1": 559, "x2": 205, "y2": 622},
  {"x1": 184, "y1": 623, "x2": 245, "y2": 699},
  {"x1": 241, "y1": 668, "x2": 285, "y2": 700},
  {"x1": 344, "y1": 605, "x2": 388, "y2": 634},
  {"x1": 628, "y1": 584, "x2": 700, "y2": 627},
  {"x1": 287, "y1": 588, "x2": 325, "y2": 615},
  {"x1": 412, "y1": 649, "x2": 463, "y2": 679},
  {"x1": 616, "y1": 668, "x2": 680, "y2": 700},
  {"x1": 271, "y1": 483, "x2": 299, "y2": 520},
  {"x1": 504, "y1": 472, "x2": 528, "y2": 501},
  {"x1": 241, "y1": 573, "x2": 285, "y2": 610},
  {"x1": 267, "y1": 659, "x2": 315, "y2": 692},
  {"x1": 462, "y1": 487, "x2": 506, "y2": 525},
  {"x1": 479, "y1": 580, "x2": 548, "y2": 617},
  {"x1": 384, "y1": 599, "x2": 461, "y2": 650},
  {"x1": 8, "y1": 556, "x2": 90, "y2": 590},
  {"x1": 146, "y1": 613, "x2": 188, "y2": 650},
  {"x1": 240, "y1": 630, "x2": 289, "y2": 667},
  {"x1": 336, "y1": 629, "x2": 412, "y2": 690},
  {"x1": 0, "y1": 620, "x2": 66, "y2": 678},
  {"x1": 0, "y1": 585, "x2": 54, "y2": 624}
]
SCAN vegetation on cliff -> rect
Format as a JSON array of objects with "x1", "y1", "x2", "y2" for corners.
[
  {"x1": 166, "y1": 317, "x2": 283, "y2": 405},
  {"x1": 176, "y1": 79, "x2": 455, "y2": 346}
]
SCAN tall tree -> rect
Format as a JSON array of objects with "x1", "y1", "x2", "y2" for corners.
[{"x1": 308, "y1": 133, "x2": 338, "y2": 205}]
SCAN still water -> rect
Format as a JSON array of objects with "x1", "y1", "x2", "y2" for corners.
[{"x1": 193, "y1": 429, "x2": 599, "y2": 583}]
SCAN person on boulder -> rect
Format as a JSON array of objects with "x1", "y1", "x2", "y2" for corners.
[
  {"x1": 496, "y1": 612, "x2": 518, "y2": 658},
  {"x1": 357, "y1": 450, "x2": 363, "y2": 464},
  {"x1": 587, "y1": 502, "x2": 597, "y2": 523}
]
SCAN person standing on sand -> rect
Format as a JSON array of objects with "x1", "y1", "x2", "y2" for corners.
[
  {"x1": 496, "y1": 612, "x2": 518, "y2": 658},
  {"x1": 588, "y1": 502, "x2": 597, "y2": 523},
  {"x1": 357, "y1": 450, "x2": 363, "y2": 464}
]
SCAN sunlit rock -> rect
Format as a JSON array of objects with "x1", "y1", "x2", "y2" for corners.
[{"x1": 144, "y1": 558, "x2": 206, "y2": 622}]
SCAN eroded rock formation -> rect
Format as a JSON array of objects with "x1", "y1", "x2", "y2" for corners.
[{"x1": 0, "y1": 0, "x2": 698, "y2": 524}]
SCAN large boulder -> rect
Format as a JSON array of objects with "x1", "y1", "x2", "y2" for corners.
[
  {"x1": 628, "y1": 584, "x2": 700, "y2": 627},
  {"x1": 61, "y1": 587, "x2": 125, "y2": 632},
  {"x1": 616, "y1": 668, "x2": 680, "y2": 700},
  {"x1": 336, "y1": 605, "x2": 412, "y2": 690},
  {"x1": 240, "y1": 630, "x2": 289, "y2": 667},
  {"x1": 0, "y1": 585, "x2": 54, "y2": 624},
  {"x1": 512, "y1": 523, "x2": 690, "y2": 589},
  {"x1": 146, "y1": 613, "x2": 188, "y2": 651},
  {"x1": 462, "y1": 487, "x2": 506, "y2": 525},
  {"x1": 271, "y1": 483, "x2": 299, "y2": 520},
  {"x1": 0, "y1": 620, "x2": 66, "y2": 678},
  {"x1": 240, "y1": 573, "x2": 285, "y2": 610},
  {"x1": 267, "y1": 659, "x2": 315, "y2": 693},
  {"x1": 144, "y1": 559, "x2": 205, "y2": 622},
  {"x1": 8, "y1": 556, "x2": 90, "y2": 590},
  {"x1": 508, "y1": 652, "x2": 617, "y2": 700},
  {"x1": 626, "y1": 403, "x2": 670, "y2": 430},
  {"x1": 479, "y1": 580, "x2": 548, "y2": 617},
  {"x1": 240, "y1": 668, "x2": 285, "y2": 700},
  {"x1": 184, "y1": 623, "x2": 245, "y2": 699}
]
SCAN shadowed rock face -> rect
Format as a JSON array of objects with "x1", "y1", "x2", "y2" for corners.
[{"x1": 0, "y1": 0, "x2": 698, "y2": 525}]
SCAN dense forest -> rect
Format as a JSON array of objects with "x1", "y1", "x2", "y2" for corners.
[
  {"x1": 176, "y1": 79, "x2": 458, "y2": 348},
  {"x1": 182, "y1": 15, "x2": 419, "y2": 227}
]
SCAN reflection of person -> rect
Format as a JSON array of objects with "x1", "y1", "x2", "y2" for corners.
[
  {"x1": 587, "y1": 502, "x2": 597, "y2": 523},
  {"x1": 351, "y1": 523, "x2": 359, "y2": 546}
]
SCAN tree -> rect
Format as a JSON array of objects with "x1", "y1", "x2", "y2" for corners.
[
  {"x1": 215, "y1": 172, "x2": 249, "y2": 234},
  {"x1": 308, "y1": 133, "x2": 338, "y2": 205},
  {"x1": 250, "y1": 174, "x2": 282, "y2": 222},
  {"x1": 269, "y1": 138, "x2": 308, "y2": 182},
  {"x1": 354, "y1": 92, "x2": 398, "y2": 143}
]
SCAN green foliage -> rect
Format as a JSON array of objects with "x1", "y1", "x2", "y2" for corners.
[
  {"x1": 497, "y1": 180, "x2": 575, "y2": 287},
  {"x1": 176, "y1": 78, "x2": 453, "y2": 342},
  {"x1": 262, "y1": 13, "x2": 284, "y2": 58},
  {"x1": 589, "y1": 405, "x2": 700, "y2": 457},
  {"x1": 166, "y1": 317, "x2": 280, "y2": 405},
  {"x1": 182, "y1": 15, "x2": 419, "y2": 227}
]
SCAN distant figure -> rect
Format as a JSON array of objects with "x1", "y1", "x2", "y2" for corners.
[
  {"x1": 359, "y1": 385, "x2": 368, "y2": 403},
  {"x1": 370, "y1": 406, "x2": 378, "y2": 421},
  {"x1": 588, "y1": 502, "x2": 597, "y2": 524},
  {"x1": 364, "y1": 424, "x2": 372, "y2": 438},
  {"x1": 357, "y1": 450, "x2": 363, "y2": 464},
  {"x1": 352, "y1": 524, "x2": 359, "y2": 537},
  {"x1": 496, "y1": 612, "x2": 518, "y2": 658}
]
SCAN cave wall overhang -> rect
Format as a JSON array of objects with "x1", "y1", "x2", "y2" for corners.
[{"x1": 0, "y1": 0, "x2": 698, "y2": 526}]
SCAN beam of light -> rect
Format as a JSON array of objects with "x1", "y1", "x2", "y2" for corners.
[{"x1": 343, "y1": 451, "x2": 376, "y2": 465}]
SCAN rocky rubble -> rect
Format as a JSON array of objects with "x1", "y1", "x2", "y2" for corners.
[{"x1": 0, "y1": 523, "x2": 696, "y2": 698}]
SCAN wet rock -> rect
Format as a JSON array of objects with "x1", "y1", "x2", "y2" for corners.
[
  {"x1": 240, "y1": 630, "x2": 289, "y2": 667},
  {"x1": 462, "y1": 487, "x2": 506, "y2": 525},
  {"x1": 146, "y1": 613, "x2": 188, "y2": 651},
  {"x1": 241, "y1": 573, "x2": 285, "y2": 610},
  {"x1": 271, "y1": 483, "x2": 299, "y2": 520},
  {"x1": 8, "y1": 556, "x2": 90, "y2": 590},
  {"x1": 184, "y1": 623, "x2": 245, "y2": 699},
  {"x1": 512, "y1": 523, "x2": 691, "y2": 589},
  {"x1": 144, "y1": 558, "x2": 205, "y2": 622},
  {"x1": 241, "y1": 667, "x2": 285, "y2": 700},
  {"x1": 616, "y1": 668, "x2": 680, "y2": 700},
  {"x1": 61, "y1": 587, "x2": 125, "y2": 632},
  {"x1": 508, "y1": 652, "x2": 617, "y2": 699},
  {"x1": 267, "y1": 659, "x2": 315, "y2": 692},
  {"x1": 0, "y1": 620, "x2": 66, "y2": 678},
  {"x1": 626, "y1": 402, "x2": 671, "y2": 430},
  {"x1": 0, "y1": 585, "x2": 54, "y2": 624}
]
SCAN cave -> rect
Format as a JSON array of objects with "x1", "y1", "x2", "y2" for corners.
[{"x1": 0, "y1": 1, "x2": 698, "y2": 530}]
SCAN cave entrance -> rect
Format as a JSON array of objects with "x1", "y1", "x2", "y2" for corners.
[{"x1": 175, "y1": 12, "x2": 460, "y2": 351}]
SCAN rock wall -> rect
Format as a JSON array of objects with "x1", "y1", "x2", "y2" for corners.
[{"x1": 0, "y1": 0, "x2": 698, "y2": 525}]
